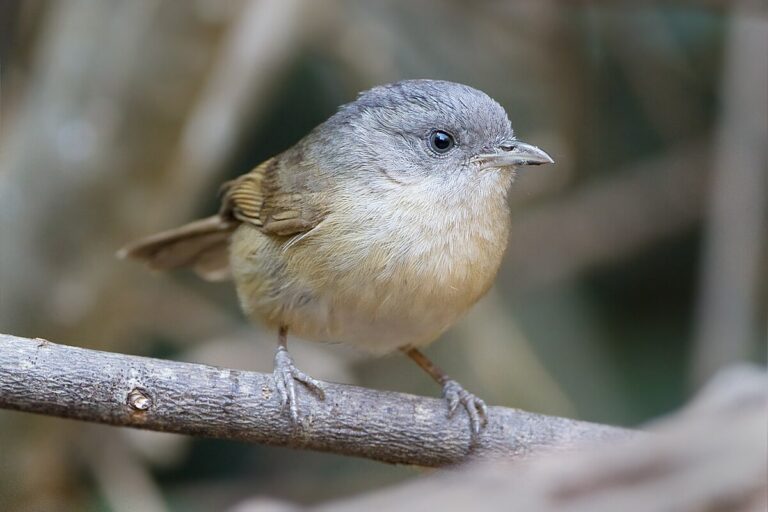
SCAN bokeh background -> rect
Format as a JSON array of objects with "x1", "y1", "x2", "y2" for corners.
[{"x1": 0, "y1": 1, "x2": 766, "y2": 511}]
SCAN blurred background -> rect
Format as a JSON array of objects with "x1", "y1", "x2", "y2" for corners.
[{"x1": 0, "y1": 1, "x2": 766, "y2": 511}]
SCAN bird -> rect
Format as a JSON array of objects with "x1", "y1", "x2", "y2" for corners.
[{"x1": 118, "y1": 79, "x2": 553, "y2": 435}]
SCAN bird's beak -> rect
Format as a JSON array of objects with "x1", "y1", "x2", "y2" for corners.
[{"x1": 472, "y1": 140, "x2": 554, "y2": 170}]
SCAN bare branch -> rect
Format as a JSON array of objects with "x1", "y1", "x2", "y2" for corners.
[
  {"x1": 0, "y1": 333, "x2": 630, "y2": 467},
  {"x1": 301, "y1": 366, "x2": 768, "y2": 512}
]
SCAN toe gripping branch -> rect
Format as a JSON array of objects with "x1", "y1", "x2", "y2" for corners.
[
  {"x1": 402, "y1": 347, "x2": 488, "y2": 436},
  {"x1": 273, "y1": 327, "x2": 325, "y2": 424}
]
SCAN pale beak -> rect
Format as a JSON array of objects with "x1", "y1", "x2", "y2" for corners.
[{"x1": 472, "y1": 140, "x2": 554, "y2": 169}]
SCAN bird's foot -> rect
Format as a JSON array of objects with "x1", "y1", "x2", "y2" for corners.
[
  {"x1": 442, "y1": 379, "x2": 488, "y2": 436},
  {"x1": 273, "y1": 346, "x2": 325, "y2": 424}
]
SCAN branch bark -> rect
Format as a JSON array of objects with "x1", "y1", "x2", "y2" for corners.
[
  {"x1": 302, "y1": 366, "x2": 768, "y2": 512},
  {"x1": 0, "y1": 333, "x2": 629, "y2": 467}
]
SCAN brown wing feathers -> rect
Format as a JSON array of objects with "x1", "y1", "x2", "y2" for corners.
[
  {"x1": 117, "y1": 215, "x2": 236, "y2": 281},
  {"x1": 222, "y1": 157, "x2": 321, "y2": 236},
  {"x1": 118, "y1": 157, "x2": 320, "y2": 281},
  {"x1": 119, "y1": 160, "x2": 275, "y2": 279},
  {"x1": 221, "y1": 167, "x2": 266, "y2": 227}
]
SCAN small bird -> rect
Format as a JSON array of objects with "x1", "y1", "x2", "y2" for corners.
[{"x1": 119, "y1": 79, "x2": 553, "y2": 435}]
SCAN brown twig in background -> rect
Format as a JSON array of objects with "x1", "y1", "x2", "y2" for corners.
[
  {"x1": 0, "y1": 333, "x2": 629, "y2": 467},
  {"x1": 691, "y1": 5, "x2": 768, "y2": 385}
]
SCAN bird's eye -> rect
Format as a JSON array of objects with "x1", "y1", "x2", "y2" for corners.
[{"x1": 429, "y1": 130, "x2": 455, "y2": 154}]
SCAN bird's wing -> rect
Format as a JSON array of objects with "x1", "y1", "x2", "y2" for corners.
[
  {"x1": 119, "y1": 155, "x2": 325, "y2": 281},
  {"x1": 221, "y1": 156, "x2": 325, "y2": 237},
  {"x1": 117, "y1": 215, "x2": 236, "y2": 281}
]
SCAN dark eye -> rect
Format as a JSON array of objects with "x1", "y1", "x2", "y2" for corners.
[{"x1": 429, "y1": 130, "x2": 455, "y2": 154}]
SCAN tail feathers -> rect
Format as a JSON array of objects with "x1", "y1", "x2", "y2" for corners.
[{"x1": 117, "y1": 215, "x2": 236, "y2": 282}]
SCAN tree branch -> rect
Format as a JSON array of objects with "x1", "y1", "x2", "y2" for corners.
[
  {"x1": 0, "y1": 333, "x2": 629, "y2": 467},
  {"x1": 302, "y1": 366, "x2": 768, "y2": 512}
]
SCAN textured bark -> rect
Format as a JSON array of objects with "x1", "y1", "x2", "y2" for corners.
[
  {"x1": 303, "y1": 366, "x2": 768, "y2": 512},
  {"x1": 0, "y1": 333, "x2": 629, "y2": 467}
]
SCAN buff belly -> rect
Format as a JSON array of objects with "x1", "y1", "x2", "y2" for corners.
[
  {"x1": 229, "y1": 173, "x2": 511, "y2": 354},
  {"x1": 229, "y1": 218, "x2": 505, "y2": 354},
  {"x1": 229, "y1": 235, "x2": 478, "y2": 353}
]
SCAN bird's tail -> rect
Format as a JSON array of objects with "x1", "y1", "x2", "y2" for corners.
[{"x1": 117, "y1": 215, "x2": 236, "y2": 282}]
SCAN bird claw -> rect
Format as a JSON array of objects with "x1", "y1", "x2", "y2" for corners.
[
  {"x1": 441, "y1": 379, "x2": 488, "y2": 436},
  {"x1": 273, "y1": 347, "x2": 325, "y2": 424}
]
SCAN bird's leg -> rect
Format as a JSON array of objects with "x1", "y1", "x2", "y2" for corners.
[
  {"x1": 402, "y1": 347, "x2": 488, "y2": 435},
  {"x1": 273, "y1": 326, "x2": 325, "y2": 424}
]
